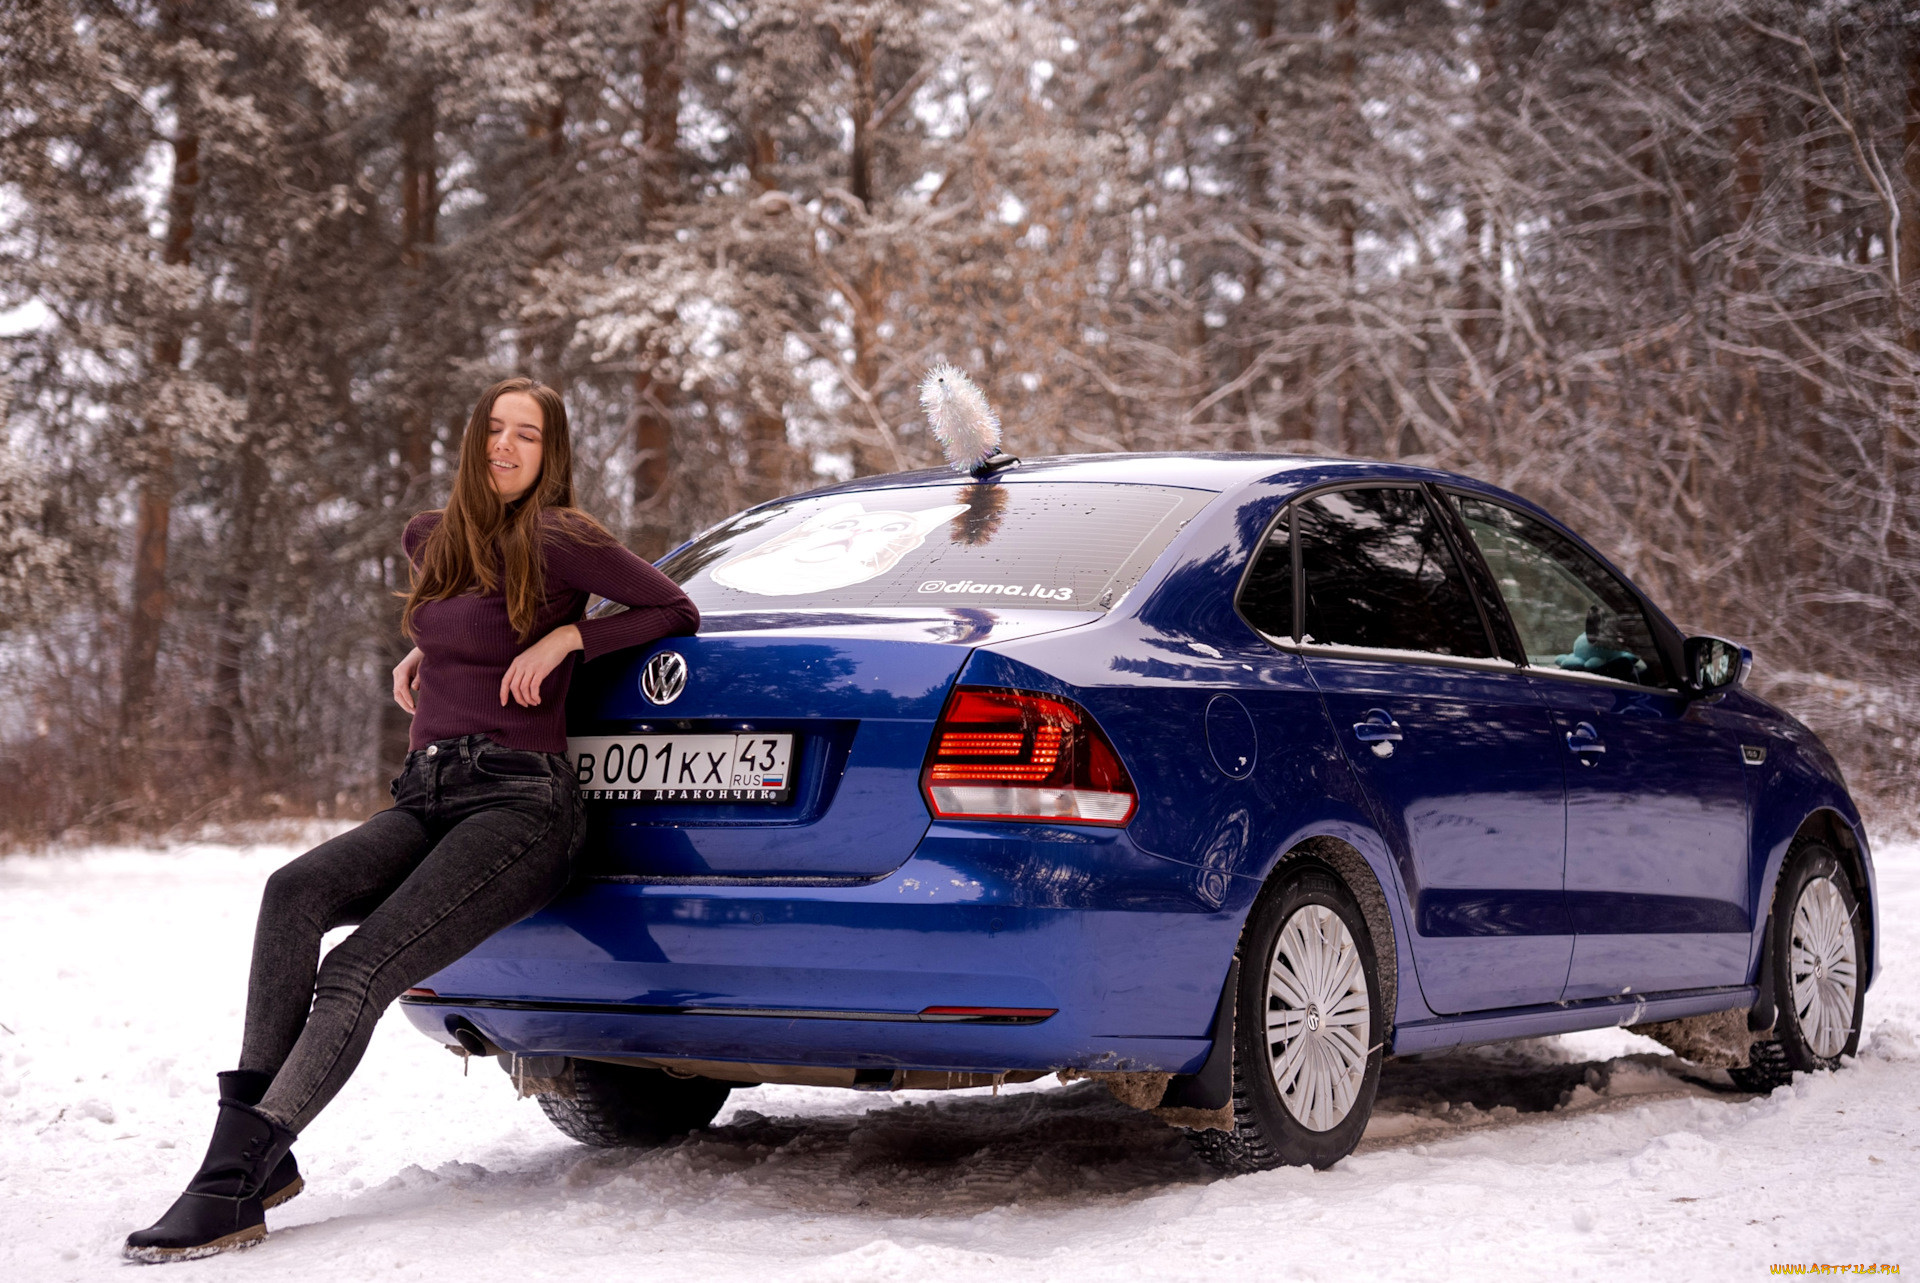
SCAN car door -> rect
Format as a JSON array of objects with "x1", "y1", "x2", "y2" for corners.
[
  {"x1": 1254, "y1": 485, "x2": 1572, "y2": 1015},
  {"x1": 1443, "y1": 492, "x2": 1752, "y2": 998}
]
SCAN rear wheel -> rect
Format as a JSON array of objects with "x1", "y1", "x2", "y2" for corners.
[
  {"x1": 536, "y1": 1059, "x2": 732, "y2": 1147},
  {"x1": 1192, "y1": 866, "x2": 1384, "y2": 1173},
  {"x1": 1731, "y1": 842, "x2": 1866, "y2": 1092}
]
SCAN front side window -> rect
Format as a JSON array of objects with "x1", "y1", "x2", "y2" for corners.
[
  {"x1": 1450, "y1": 495, "x2": 1669, "y2": 687},
  {"x1": 1295, "y1": 487, "x2": 1494, "y2": 659}
]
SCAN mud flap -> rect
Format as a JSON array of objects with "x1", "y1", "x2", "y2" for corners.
[
  {"x1": 1747, "y1": 917, "x2": 1777, "y2": 1035},
  {"x1": 1158, "y1": 957, "x2": 1237, "y2": 1113}
]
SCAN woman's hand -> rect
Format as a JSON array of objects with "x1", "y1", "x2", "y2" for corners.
[
  {"x1": 500, "y1": 624, "x2": 583, "y2": 708},
  {"x1": 392, "y1": 647, "x2": 424, "y2": 714}
]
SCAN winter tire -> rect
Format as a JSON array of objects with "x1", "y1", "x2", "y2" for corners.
[
  {"x1": 1191, "y1": 864, "x2": 1384, "y2": 1173},
  {"x1": 1731, "y1": 841, "x2": 1866, "y2": 1093},
  {"x1": 536, "y1": 1059, "x2": 732, "y2": 1147}
]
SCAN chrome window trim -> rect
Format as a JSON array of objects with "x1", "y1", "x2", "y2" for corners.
[
  {"x1": 1524, "y1": 663, "x2": 1680, "y2": 695},
  {"x1": 1256, "y1": 632, "x2": 1524, "y2": 673}
]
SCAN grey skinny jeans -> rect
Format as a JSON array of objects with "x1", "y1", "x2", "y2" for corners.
[{"x1": 241, "y1": 735, "x2": 584, "y2": 1133}]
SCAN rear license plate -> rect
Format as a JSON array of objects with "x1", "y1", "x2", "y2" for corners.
[{"x1": 566, "y1": 733, "x2": 795, "y2": 803}]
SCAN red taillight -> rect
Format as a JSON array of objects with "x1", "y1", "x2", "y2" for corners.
[{"x1": 921, "y1": 687, "x2": 1136, "y2": 825}]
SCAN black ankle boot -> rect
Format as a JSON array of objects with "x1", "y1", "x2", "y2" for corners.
[
  {"x1": 216, "y1": 1070, "x2": 303, "y2": 1209},
  {"x1": 123, "y1": 1099, "x2": 296, "y2": 1262}
]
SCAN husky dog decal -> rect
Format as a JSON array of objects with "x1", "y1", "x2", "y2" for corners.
[{"x1": 710, "y1": 500, "x2": 968, "y2": 596}]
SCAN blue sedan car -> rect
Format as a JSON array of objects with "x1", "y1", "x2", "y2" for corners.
[{"x1": 401, "y1": 453, "x2": 1877, "y2": 1171}]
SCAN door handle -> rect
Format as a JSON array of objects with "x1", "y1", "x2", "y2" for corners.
[
  {"x1": 1353, "y1": 710, "x2": 1403, "y2": 758},
  {"x1": 1565, "y1": 722, "x2": 1605, "y2": 764}
]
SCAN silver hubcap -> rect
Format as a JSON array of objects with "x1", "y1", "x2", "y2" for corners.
[
  {"x1": 1790, "y1": 875, "x2": 1858, "y2": 1060},
  {"x1": 1265, "y1": 903, "x2": 1371, "y2": 1132}
]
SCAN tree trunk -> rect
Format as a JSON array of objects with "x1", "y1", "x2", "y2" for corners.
[
  {"x1": 1888, "y1": 27, "x2": 1920, "y2": 599},
  {"x1": 632, "y1": 0, "x2": 685, "y2": 557},
  {"x1": 382, "y1": 73, "x2": 442, "y2": 776},
  {"x1": 1331, "y1": 0, "x2": 1358, "y2": 456},
  {"x1": 848, "y1": 25, "x2": 875, "y2": 209},
  {"x1": 847, "y1": 261, "x2": 893, "y2": 477},
  {"x1": 840, "y1": 21, "x2": 896, "y2": 477},
  {"x1": 121, "y1": 18, "x2": 198, "y2": 742},
  {"x1": 1730, "y1": 100, "x2": 1765, "y2": 297},
  {"x1": 528, "y1": 0, "x2": 566, "y2": 159},
  {"x1": 211, "y1": 258, "x2": 281, "y2": 775},
  {"x1": 1233, "y1": 0, "x2": 1278, "y2": 449},
  {"x1": 1899, "y1": 31, "x2": 1920, "y2": 295},
  {"x1": 743, "y1": 408, "x2": 790, "y2": 508},
  {"x1": 639, "y1": 0, "x2": 684, "y2": 216},
  {"x1": 1730, "y1": 92, "x2": 1767, "y2": 466},
  {"x1": 398, "y1": 75, "x2": 439, "y2": 490},
  {"x1": 632, "y1": 368, "x2": 676, "y2": 558},
  {"x1": 1458, "y1": 0, "x2": 1498, "y2": 465},
  {"x1": 211, "y1": 446, "x2": 266, "y2": 776}
]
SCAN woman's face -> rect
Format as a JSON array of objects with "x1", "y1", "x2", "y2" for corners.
[{"x1": 485, "y1": 391, "x2": 545, "y2": 502}]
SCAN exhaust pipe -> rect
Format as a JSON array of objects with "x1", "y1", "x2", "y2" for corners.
[{"x1": 444, "y1": 1015, "x2": 498, "y2": 1057}]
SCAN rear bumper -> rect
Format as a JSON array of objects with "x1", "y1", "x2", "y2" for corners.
[{"x1": 401, "y1": 821, "x2": 1245, "y2": 1074}]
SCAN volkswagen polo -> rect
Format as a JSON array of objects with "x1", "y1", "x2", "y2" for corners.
[{"x1": 399, "y1": 453, "x2": 1877, "y2": 1171}]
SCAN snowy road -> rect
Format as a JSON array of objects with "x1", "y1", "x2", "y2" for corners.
[{"x1": 2, "y1": 831, "x2": 1915, "y2": 1280}]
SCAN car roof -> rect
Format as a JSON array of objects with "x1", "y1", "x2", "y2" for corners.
[
  {"x1": 777, "y1": 451, "x2": 1595, "y2": 602},
  {"x1": 665, "y1": 452, "x2": 1689, "y2": 672},
  {"x1": 787, "y1": 452, "x2": 1473, "y2": 499}
]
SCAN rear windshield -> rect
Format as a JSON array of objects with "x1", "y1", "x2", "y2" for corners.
[{"x1": 659, "y1": 482, "x2": 1213, "y2": 613}]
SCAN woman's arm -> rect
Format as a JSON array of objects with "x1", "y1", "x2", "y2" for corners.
[
  {"x1": 499, "y1": 626, "x2": 580, "y2": 708},
  {"x1": 550, "y1": 537, "x2": 701, "y2": 661},
  {"x1": 497, "y1": 532, "x2": 699, "y2": 707},
  {"x1": 392, "y1": 515, "x2": 438, "y2": 708},
  {"x1": 392, "y1": 647, "x2": 424, "y2": 713}
]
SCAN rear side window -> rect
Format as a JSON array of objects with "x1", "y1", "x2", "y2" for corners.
[
  {"x1": 659, "y1": 482, "x2": 1212, "y2": 613},
  {"x1": 1239, "y1": 515, "x2": 1295, "y2": 639},
  {"x1": 1295, "y1": 487, "x2": 1494, "y2": 659},
  {"x1": 1450, "y1": 495, "x2": 1669, "y2": 686}
]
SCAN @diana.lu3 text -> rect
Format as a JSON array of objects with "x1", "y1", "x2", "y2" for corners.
[{"x1": 918, "y1": 579, "x2": 1073, "y2": 601}]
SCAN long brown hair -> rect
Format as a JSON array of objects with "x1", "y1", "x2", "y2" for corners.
[{"x1": 401, "y1": 377, "x2": 613, "y2": 642}]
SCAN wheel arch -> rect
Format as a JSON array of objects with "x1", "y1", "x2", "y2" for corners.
[
  {"x1": 1769, "y1": 807, "x2": 1877, "y2": 988},
  {"x1": 1255, "y1": 834, "x2": 1403, "y2": 1047},
  {"x1": 1747, "y1": 713, "x2": 1879, "y2": 991}
]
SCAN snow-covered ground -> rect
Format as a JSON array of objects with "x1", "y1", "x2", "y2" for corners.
[{"x1": 2, "y1": 831, "x2": 1915, "y2": 1281}]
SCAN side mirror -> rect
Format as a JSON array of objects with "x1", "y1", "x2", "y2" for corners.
[{"x1": 1684, "y1": 635, "x2": 1749, "y2": 697}]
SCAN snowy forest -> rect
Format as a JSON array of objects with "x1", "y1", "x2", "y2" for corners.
[{"x1": 2, "y1": 0, "x2": 1917, "y2": 842}]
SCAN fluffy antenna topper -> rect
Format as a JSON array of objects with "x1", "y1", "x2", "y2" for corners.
[{"x1": 919, "y1": 363, "x2": 1001, "y2": 472}]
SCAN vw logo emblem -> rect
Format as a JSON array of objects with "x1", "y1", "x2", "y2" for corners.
[{"x1": 640, "y1": 651, "x2": 688, "y2": 706}]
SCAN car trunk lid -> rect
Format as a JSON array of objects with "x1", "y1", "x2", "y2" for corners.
[{"x1": 566, "y1": 608, "x2": 1095, "y2": 880}]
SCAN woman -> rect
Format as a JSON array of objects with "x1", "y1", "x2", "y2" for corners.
[{"x1": 125, "y1": 378, "x2": 698, "y2": 1262}]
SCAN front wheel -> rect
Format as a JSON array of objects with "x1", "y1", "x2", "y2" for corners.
[
  {"x1": 537, "y1": 1059, "x2": 732, "y2": 1147},
  {"x1": 1731, "y1": 842, "x2": 1866, "y2": 1092},
  {"x1": 1191, "y1": 865, "x2": 1384, "y2": 1173}
]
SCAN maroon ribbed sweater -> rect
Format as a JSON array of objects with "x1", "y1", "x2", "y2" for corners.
[{"x1": 403, "y1": 511, "x2": 699, "y2": 753}]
